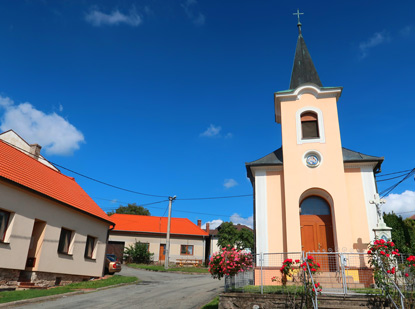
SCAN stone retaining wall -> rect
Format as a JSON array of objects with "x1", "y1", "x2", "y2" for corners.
[{"x1": 0, "y1": 268, "x2": 20, "y2": 286}]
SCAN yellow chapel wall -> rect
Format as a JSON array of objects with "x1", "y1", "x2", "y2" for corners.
[
  {"x1": 344, "y1": 167, "x2": 371, "y2": 249},
  {"x1": 278, "y1": 92, "x2": 353, "y2": 253}
]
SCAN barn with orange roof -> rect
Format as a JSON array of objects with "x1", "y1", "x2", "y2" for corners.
[
  {"x1": 0, "y1": 130, "x2": 113, "y2": 287},
  {"x1": 108, "y1": 214, "x2": 209, "y2": 265}
]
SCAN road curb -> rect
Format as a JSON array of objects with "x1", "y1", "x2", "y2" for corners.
[{"x1": 0, "y1": 281, "x2": 138, "y2": 308}]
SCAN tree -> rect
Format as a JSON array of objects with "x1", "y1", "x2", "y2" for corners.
[
  {"x1": 107, "y1": 203, "x2": 150, "y2": 216},
  {"x1": 383, "y1": 212, "x2": 414, "y2": 254},
  {"x1": 124, "y1": 241, "x2": 153, "y2": 264},
  {"x1": 217, "y1": 222, "x2": 239, "y2": 249},
  {"x1": 217, "y1": 222, "x2": 254, "y2": 252},
  {"x1": 236, "y1": 227, "x2": 254, "y2": 252}
]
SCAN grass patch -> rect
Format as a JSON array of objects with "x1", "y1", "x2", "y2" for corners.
[
  {"x1": 230, "y1": 285, "x2": 306, "y2": 295},
  {"x1": 351, "y1": 287, "x2": 382, "y2": 294},
  {"x1": 201, "y1": 296, "x2": 219, "y2": 309},
  {"x1": 127, "y1": 263, "x2": 209, "y2": 273},
  {"x1": 0, "y1": 275, "x2": 137, "y2": 304}
]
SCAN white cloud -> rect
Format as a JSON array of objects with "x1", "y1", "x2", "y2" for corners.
[
  {"x1": 384, "y1": 190, "x2": 415, "y2": 218},
  {"x1": 200, "y1": 124, "x2": 221, "y2": 137},
  {"x1": 200, "y1": 124, "x2": 233, "y2": 139},
  {"x1": 224, "y1": 178, "x2": 238, "y2": 189},
  {"x1": 359, "y1": 31, "x2": 390, "y2": 58},
  {"x1": 201, "y1": 213, "x2": 253, "y2": 230},
  {"x1": 181, "y1": 0, "x2": 205, "y2": 26},
  {"x1": 85, "y1": 8, "x2": 142, "y2": 27},
  {"x1": 230, "y1": 213, "x2": 253, "y2": 229},
  {"x1": 0, "y1": 95, "x2": 85, "y2": 156},
  {"x1": 202, "y1": 219, "x2": 223, "y2": 230},
  {"x1": 400, "y1": 25, "x2": 414, "y2": 37}
]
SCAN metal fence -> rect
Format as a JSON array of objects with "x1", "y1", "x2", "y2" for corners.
[{"x1": 225, "y1": 251, "x2": 375, "y2": 296}]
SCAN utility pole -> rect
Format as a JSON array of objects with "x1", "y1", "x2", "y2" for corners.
[{"x1": 164, "y1": 195, "x2": 176, "y2": 269}]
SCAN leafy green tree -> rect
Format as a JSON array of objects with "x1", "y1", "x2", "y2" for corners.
[
  {"x1": 404, "y1": 217, "x2": 415, "y2": 253},
  {"x1": 217, "y1": 222, "x2": 254, "y2": 251},
  {"x1": 217, "y1": 222, "x2": 239, "y2": 249},
  {"x1": 236, "y1": 227, "x2": 254, "y2": 252},
  {"x1": 383, "y1": 212, "x2": 413, "y2": 254},
  {"x1": 107, "y1": 203, "x2": 150, "y2": 216},
  {"x1": 124, "y1": 241, "x2": 153, "y2": 264}
]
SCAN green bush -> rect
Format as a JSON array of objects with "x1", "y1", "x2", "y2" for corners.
[{"x1": 124, "y1": 241, "x2": 153, "y2": 264}]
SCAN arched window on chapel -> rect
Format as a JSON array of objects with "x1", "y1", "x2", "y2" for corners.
[{"x1": 301, "y1": 111, "x2": 319, "y2": 139}]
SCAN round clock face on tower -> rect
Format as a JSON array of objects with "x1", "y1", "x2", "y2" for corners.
[{"x1": 304, "y1": 151, "x2": 322, "y2": 168}]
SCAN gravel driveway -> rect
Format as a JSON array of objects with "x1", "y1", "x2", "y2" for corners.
[{"x1": 12, "y1": 266, "x2": 223, "y2": 309}]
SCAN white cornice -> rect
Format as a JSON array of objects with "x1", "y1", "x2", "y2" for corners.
[
  {"x1": 251, "y1": 165, "x2": 283, "y2": 176},
  {"x1": 274, "y1": 84, "x2": 343, "y2": 123},
  {"x1": 344, "y1": 162, "x2": 378, "y2": 170}
]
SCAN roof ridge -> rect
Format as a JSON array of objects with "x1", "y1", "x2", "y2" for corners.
[{"x1": 0, "y1": 139, "x2": 65, "y2": 176}]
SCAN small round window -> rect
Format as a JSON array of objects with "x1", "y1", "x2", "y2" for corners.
[{"x1": 303, "y1": 151, "x2": 322, "y2": 168}]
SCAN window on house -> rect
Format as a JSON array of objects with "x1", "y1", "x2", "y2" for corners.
[
  {"x1": 0, "y1": 209, "x2": 11, "y2": 242},
  {"x1": 58, "y1": 228, "x2": 73, "y2": 254},
  {"x1": 301, "y1": 112, "x2": 319, "y2": 139},
  {"x1": 142, "y1": 243, "x2": 150, "y2": 252},
  {"x1": 180, "y1": 245, "x2": 194, "y2": 255},
  {"x1": 84, "y1": 235, "x2": 97, "y2": 259}
]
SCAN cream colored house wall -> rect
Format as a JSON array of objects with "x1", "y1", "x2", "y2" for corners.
[
  {"x1": 109, "y1": 232, "x2": 205, "y2": 262},
  {"x1": 0, "y1": 180, "x2": 109, "y2": 277}
]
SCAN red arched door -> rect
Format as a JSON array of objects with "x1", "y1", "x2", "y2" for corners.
[{"x1": 300, "y1": 196, "x2": 335, "y2": 271}]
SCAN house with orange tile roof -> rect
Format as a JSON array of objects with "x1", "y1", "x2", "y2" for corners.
[
  {"x1": 0, "y1": 130, "x2": 113, "y2": 287},
  {"x1": 108, "y1": 214, "x2": 209, "y2": 264}
]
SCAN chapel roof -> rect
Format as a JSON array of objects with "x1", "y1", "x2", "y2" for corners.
[
  {"x1": 0, "y1": 139, "x2": 112, "y2": 224},
  {"x1": 245, "y1": 147, "x2": 384, "y2": 178},
  {"x1": 289, "y1": 22, "x2": 322, "y2": 89},
  {"x1": 110, "y1": 214, "x2": 209, "y2": 236}
]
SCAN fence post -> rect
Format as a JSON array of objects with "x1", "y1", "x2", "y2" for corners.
[
  {"x1": 260, "y1": 252, "x2": 264, "y2": 295},
  {"x1": 340, "y1": 253, "x2": 347, "y2": 295}
]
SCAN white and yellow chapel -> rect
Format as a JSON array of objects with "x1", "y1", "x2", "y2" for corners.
[{"x1": 246, "y1": 19, "x2": 386, "y2": 256}]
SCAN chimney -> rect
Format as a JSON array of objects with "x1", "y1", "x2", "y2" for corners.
[
  {"x1": 197, "y1": 219, "x2": 201, "y2": 228},
  {"x1": 29, "y1": 144, "x2": 42, "y2": 160},
  {"x1": 206, "y1": 223, "x2": 210, "y2": 234}
]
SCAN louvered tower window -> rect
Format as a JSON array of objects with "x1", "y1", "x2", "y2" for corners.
[{"x1": 301, "y1": 111, "x2": 319, "y2": 139}]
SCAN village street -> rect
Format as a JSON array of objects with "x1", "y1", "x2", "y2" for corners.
[{"x1": 12, "y1": 266, "x2": 223, "y2": 309}]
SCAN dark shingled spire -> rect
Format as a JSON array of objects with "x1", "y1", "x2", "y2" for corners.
[{"x1": 289, "y1": 22, "x2": 322, "y2": 89}]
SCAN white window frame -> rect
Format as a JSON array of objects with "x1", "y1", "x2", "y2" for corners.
[{"x1": 296, "y1": 106, "x2": 325, "y2": 144}]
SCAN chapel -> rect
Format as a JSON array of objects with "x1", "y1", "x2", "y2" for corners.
[{"x1": 245, "y1": 18, "x2": 384, "y2": 256}]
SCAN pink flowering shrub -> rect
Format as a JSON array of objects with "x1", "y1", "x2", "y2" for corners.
[
  {"x1": 208, "y1": 245, "x2": 253, "y2": 280},
  {"x1": 367, "y1": 239, "x2": 401, "y2": 287},
  {"x1": 404, "y1": 255, "x2": 415, "y2": 279}
]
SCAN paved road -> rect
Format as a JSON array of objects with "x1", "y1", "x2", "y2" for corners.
[{"x1": 13, "y1": 267, "x2": 223, "y2": 309}]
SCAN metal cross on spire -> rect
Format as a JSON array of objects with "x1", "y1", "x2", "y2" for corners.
[{"x1": 293, "y1": 9, "x2": 304, "y2": 35}]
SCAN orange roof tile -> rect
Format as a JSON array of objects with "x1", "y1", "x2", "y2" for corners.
[
  {"x1": 110, "y1": 214, "x2": 209, "y2": 236},
  {"x1": 0, "y1": 140, "x2": 111, "y2": 223}
]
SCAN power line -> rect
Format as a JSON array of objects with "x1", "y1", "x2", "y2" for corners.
[
  {"x1": 54, "y1": 163, "x2": 170, "y2": 198},
  {"x1": 96, "y1": 198, "x2": 169, "y2": 211},
  {"x1": 376, "y1": 169, "x2": 413, "y2": 177},
  {"x1": 0, "y1": 139, "x2": 170, "y2": 198},
  {"x1": 177, "y1": 194, "x2": 252, "y2": 201},
  {"x1": 380, "y1": 168, "x2": 415, "y2": 198},
  {"x1": 377, "y1": 174, "x2": 411, "y2": 182}
]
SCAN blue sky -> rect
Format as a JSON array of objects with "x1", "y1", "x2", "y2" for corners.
[{"x1": 0, "y1": 1, "x2": 414, "y2": 228}]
